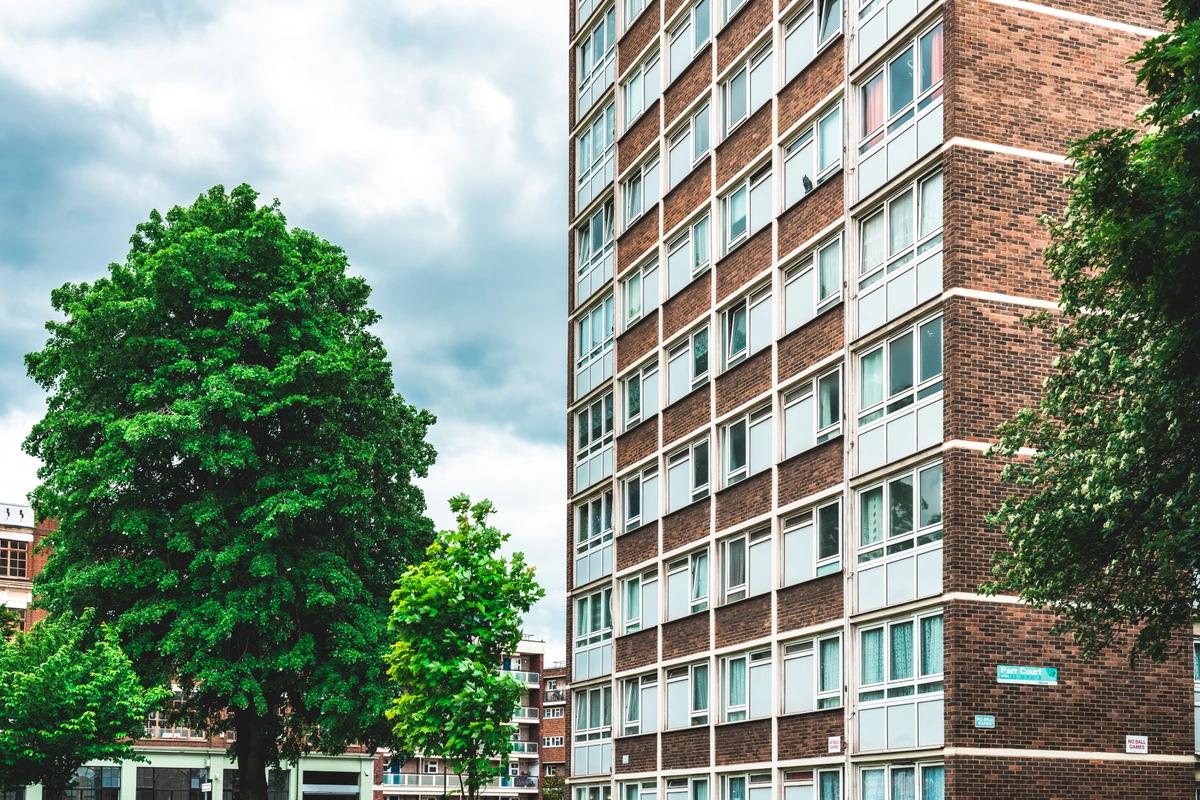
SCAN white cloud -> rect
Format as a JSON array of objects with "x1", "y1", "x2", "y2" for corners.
[
  {"x1": 421, "y1": 420, "x2": 567, "y2": 663},
  {"x1": 0, "y1": 406, "x2": 41, "y2": 506}
]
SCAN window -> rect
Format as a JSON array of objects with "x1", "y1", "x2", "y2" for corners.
[
  {"x1": 783, "y1": 769, "x2": 841, "y2": 800},
  {"x1": 573, "y1": 685, "x2": 613, "y2": 742},
  {"x1": 0, "y1": 538, "x2": 28, "y2": 578},
  {"x1": 545, "y1": 766, "x2": 558, "y2": 776},
  {"x1": 576, "y1": 198, "x2": 615, "y2": 304},
  {"x1": 723, "y1": 167, "x2": 772, "y2": 252},
  {"x1": 667, "y1": 326, "x2": 710, "y2": 404},
  {"x1": 622, "y1": 568, "x2": 659, "y2": 633},
  {"x1": 626, "y1": 0, "x2": 651, "y2": 27},
  {"x1": 722, "y1": 288, "x2": 772, "y2": 369},
  {"x1": 575, "y1": 490, "x2": 614, "y2": 586},
  {"x1": 783, "y1": 103, "x2": 842, "y2": 208},
  {"x1": 667, "y1": 778, "x2": 708, "y2": 800},
  {"x1": 624, "y1": 156, "x2": 661, "y2": 226},
  {"x1": 859, "y1": 23, "x2": 943, "y2": 157},
  {"x1": 136, "y1": 769, "x2": 208, "y2": 800},
  {"x1": 722, "y1": 407, "x2": 772, "y2": 486},
  {"x1": 576, "y1": 391, "x2": 615, "y2": 466},
  {"x1": 857, "y1": 461, "x2": 942, "y2": 609},
  {"x1": 666, "y1": 662, "x2": 709, "y2": 727},
  {"x1": 666, "y1": 549, "x2": 709, "y2": 619},
  {"x1": 577, "y1": 104, "x2": 616, "y2": 210},
  {"x1": 721, "y1": 0, "x2": 750, "y2": 23},
  {"x1": 623, "y1": 360, "x2": 661, "y2": 429},
  {"x1": 783, "y1": 0, "x2": 842, "y2": 82},
  {"x1": 858, "y1": 169, "x2": 942, "y2": 304},
  {"x1": 782, "y1": 498, "x2": 839, "y2": 584},
  {"x1": 669, "y1": 0, "x2": 712, "y2": 82},
  {"x1": 857, "y1": 612, "x2": 944, "y2": 750},
  {"x1": 574, "y1": 587, "x2": 614, "y2": 679},
  {"x1": 667, "y1": 215, "x2": 712, "y2": 296},
  {"x1": 669, "y1": 103, "x2": 711, "y2": 188},
  {"x1": 857, "y1": 314, "x2": 942, "y2": 468},
  {"x1": 667, "y1": 438, "x2": 710, "y2": 513},
  {"x1": 722, "y1": 650, "x2": 771, "y2": 721},
  {"x1": 722, "y1": 774, "x2": 771, "y2": 800},
  {"x1": 623, "y1": 51, "x2": 661, "y2": 129},
  {"x1": 575, "y1": 291, "x2": 614, "y2": 398},
  {"x1": 622, "y1": 256, "x2": 660, "y2": 329},
  {"x1": 721, "y1": 528, "x2": 771, "y2": 603},
  {"x1": 545, "y1": 706, "x2": 565, "y2": 719},
  {"x1": 623, "y1": 465, "x2": 661, "y2": 531},
  {"x1": 621, "y1": 674, "x2": 659, "y2": 735},
  {"x1": 575, "y1": 787, "x2": 613, "y2": 800},
  {"x1": 623, "y1": 782, "x2": 657, "y2": 800},
  {"x1": 860, "y1": 764, "x2": 944, "y2": 800},
  {"x1": 578, "y1": 7, "x2": 618, "y2": 111},
  {"x1": 145, "y1": 691, "x2": 204, "y2": 740},
  {"x1": 543, "y1": 736, "x2": 566, "y2": 747},
  {"x1": 783, "y1": 633, "x2": 842, "y2": 713},
  {"x1": 782, "y1": 368, "x2": 841, "y2": 458},
  {"x1": 65, "y1": 767, "x2": 121, "y2": 800},
  {"x1": 723, "y1": 46, "x2": 773, "y2": 134},
  {"x1": 783, "y1": 236, "x2": 841, "y2": 332}
]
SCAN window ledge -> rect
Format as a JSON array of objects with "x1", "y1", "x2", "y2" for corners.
[
  {"x1": 780, "y1": 166, "x2": 843, "y2": 216},
  {"x1": 777, "y1": 706, "x2": 844, "y2": 721}
]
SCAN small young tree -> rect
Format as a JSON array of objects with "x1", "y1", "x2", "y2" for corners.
[
  {"x1": 387, "y1": 496, "x2": 544, "y2": 800},
  {"x1": 0, "y1": 613, "x2": 170, "y2": 799}
]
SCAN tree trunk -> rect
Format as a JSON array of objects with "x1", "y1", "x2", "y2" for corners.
[{"x1": 233, "y1": 710, "x2": 272, "y2": 800}]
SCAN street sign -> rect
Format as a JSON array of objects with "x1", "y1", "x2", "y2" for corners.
[
  {"x1": 1126, "y1": 735, "x2": 1149, "y2": 754},
  {"x1": 996, "y1": 664, "x2": 1058, "y2": 686},
  {"x1": 827, "y1": 735, "x2": 842, "y2": 754},
  {"x1": 974, "y1": 714, "x2": 996, "y2": 729},
  {"x1": 201, "y1": 784, "x2": 213, "y2": 794}
]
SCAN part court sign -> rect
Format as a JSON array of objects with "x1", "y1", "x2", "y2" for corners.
[{"x1": 996, "y1": 664, "x2": 1059, "y2": 686}]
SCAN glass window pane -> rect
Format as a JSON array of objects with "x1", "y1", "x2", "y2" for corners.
[
  {"x1": 727, "y1": 658, "x2": 747, "y2": 707},
  {"x1": 818, "y1": 239, "x2": 840, "y2": 301},
  {"x1": 785, "y1": 267, "x2": 815, "y2": 332},
  {"x1": 695, "y1": 105, "x2": 711, "y2": 157},
  {"x1": 818, "y1": 0, "x2": 840, "y2": 40},
  {"x1": 919, "y1": 464, "x2": 943, "y2": 527},
  {"x1": 749, "y1": 174, "x2": 773, "y2": 233},
  {"x1": 818, "y1": 106, "x2": 841, "y2": 172},
  {"x1": 727, "y1": 307, "x2": 748, "y2": 360},
  {"x1": 919, "y1": 317, "x2": 943, "y2": 381},
  {"x1": 888, "y1": 333, "x2": 914, "y2": 396},
  {"x1": 862, "y1": 73, "x2": 885, "y2": 135},
  {"x1": 694, "y1": 329, "x2": 709, "y2": 378},
  {"x1": 749, "y1": 52, "x2": 773, "y2": 110},
  {"x1": 818, "y1": 373, "x2": 839, "y2": 430},
  {"x1": 819, "y1": 772, "x2": 840, "y2": 800},
  {"x1": 919, "y1": 172, "x2": 943, "y2": 237},
  {"x1": 692, "y1": 551, "x2": 708, "y2": 600},
  {"x1": 889, "y1": 475, "x2": 913, "y2": 536},
  {"x1": 819, "y1": 638, "x2": 840, "y2": 693},
  {"x1": 670, "y1": 133, "x2": 693, "y2": 187},
  {"x1": 891, "y1": 767, "x2": 916, "y2": 800},
  {"x1": 890, "y1": 621, "x2": 914, "y2": 680},
  {"x1": 785, "y1": 12, "x2": 815, "y2": 82},
  {"x1": 861, "y1": 348, "x2": 884, "y2": 407},
  {"x1": 889, "y1": 190, "x2": 915, "y2": 255},
  {"x1": 862, "y1": 771, "x2": 885, "y2": 800},
  {"x1": 860, "y1": 211, "x2": 885, "y2": 273},
  {"x1": 860, "y1": 486, "x2": 883, "y2": 546},
  {"x1": 888, "y1": 47, "x2": 915, "y2": 116},
  {"x1": 861, "y1": 629, "x2": 884, "y2": 684},
  {"x1": 693, "y1": 442, "x2": 709, "y2": 490},
  {"x1": 729, "y1": 70, "x2": 748, "y2": 123},
  {"x1": 727, "y1": 537, "x2": 747, "y2": 588},
  {"x1": 919, "y1": 24, "x2": 944, "y2": 93},
  {"x1": 728, "y1": 186, "x2": 749, "y2": 242},
  {"x1": 695, "y1": 0, "x2": 711, "y2": 45},
  {"x1": 921, "y1": 615, "x2": 944, "y2": 675},
  {"x1": 694, "y1": 217, "x2": 711, "y2": 268},
  {"x1": 694, "y1": 664, "x2": 709, "y2": 711},
  {"x1": 817, "y1": 503, "x2": 839, "y2": 561}
]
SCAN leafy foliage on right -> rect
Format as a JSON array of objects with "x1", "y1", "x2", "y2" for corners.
[{"x1": 987, "y1": 0, "x2": 1200, "y2": 660}]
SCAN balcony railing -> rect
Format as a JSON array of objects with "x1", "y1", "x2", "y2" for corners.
[
  {"x1": 513, "y1": 705, "x2": 539, "y2": 721},
  {"x1": 502, "y1": 669, "x2": 540, "y2": 686},
  {"x1": 382, "y1": 775, "x2": 538, "y2": 792},
  {"x1": 509, "y1": 741, "x2": 539, "y2": 754},
  {"x1": 544, "y1": 689, "x2": 566, "y2": 703}
]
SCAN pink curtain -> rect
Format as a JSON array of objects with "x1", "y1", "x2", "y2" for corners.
[
  {"x1": 863, "y1": 75, "x2": 886, "y2": 136},
  {"x1": 928, "y1": 25, "x2": 944, "y2": 86}
]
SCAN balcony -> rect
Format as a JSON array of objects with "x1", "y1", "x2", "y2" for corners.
[
  {"x1": 502, "y1": 669, "x2": 541, "y2": 687},
  {"x1": 510, "y1": 741, "x2": 540, "y2": 756},
  {"x1": 513, "y1": 706, "x2": 539, "y2": 723},
  {"x1": 544, "y1": 689, "x2": 566, "y2": 703},
  {"x1": 381, "y1": 774, "x2": 538, "y2": 794}
]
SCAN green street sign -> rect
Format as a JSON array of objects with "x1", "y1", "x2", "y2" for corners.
[{"x1": 997, "y1": 664, "x2": 1059, "y2": 685}]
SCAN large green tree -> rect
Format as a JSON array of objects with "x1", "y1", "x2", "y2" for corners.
[
  {"x1": 387, "y1": 496, "x2": 544, "y2": 800},
  {"x1": 0, "y1": 613, "x2": 170, "y2": 800},
  {"x1": 989, "y1": 0, "x2": 1200, "y2": 659},
  {"x1": 23, "y1": 185, "x2": 436, "y2": 795}
]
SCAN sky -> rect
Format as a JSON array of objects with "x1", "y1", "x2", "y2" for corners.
[{"x1": 0, "y1": 0, "x2": 570, "y2": 661}]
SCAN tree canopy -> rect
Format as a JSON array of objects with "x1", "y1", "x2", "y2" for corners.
[
  {"x1": 23, "y1": 184, "x2": 436, "y2": 793},
  {"x1": 387, "y1": 495, "x2": 544, "y2": 800},
  {"x1": 988, "y1": 0, "x2": 1200, "y2": 659},
  {"x1": 0, "y1": 613, "x2": 169, "y2": 800}
]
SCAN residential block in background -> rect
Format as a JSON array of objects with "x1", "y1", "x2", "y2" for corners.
[{"x1": 563, "y1": 0, "x2": 1188, "y2": 797}]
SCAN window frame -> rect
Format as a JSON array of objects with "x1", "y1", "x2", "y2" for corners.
[
  {"x1": 721, "y1": 527, "x2": 772, "y2": 603},
  {"x1": 782, "y1": 367, "x2": 841, "y2": 460},
  {"x1": 666, "y1": 548, "x2": 710, "y2": 619},
  {"x1": 668, "y1": 103, "x2": 712, "y2": 189},
  {"x1": 575, "y1": 390, "x2": 615, "y2": 467},
  {"x1": 667, "y1": 437, "x2": 711, "y2": 513},
  {"x1": 857, "y1": 21, "x2": 943, "y2": 158},
  {"x1": 782, "y1": 497, "x2": 842, "y2": 585},
  {"x1": 623, "y1": 464, "x2": 661, "y2": 532},
  {"x1": 721, "y1": 649, "x2": 772, "y2": 722},
  {"x1": 721, "y1": 773, "x2": 771, "y2": 800},
  {"x1": 782, "y1": 632, "x2": 843, "y2": 714},
  {"x1": 722, "y1": 166, "x2": 773, "y2": 252},
  {"x1": 782, "y1": 769, "x2": 842, "y2": 800},
  {"x1": 575, "y1": 199, "x2": 615, "y2": 283},
  {"x1": 665, "y1": 777, "x2": 708, "y2": 800},
  {"x1": 857, "y1": 610, "x2": 944, "y2": 704},
  {"x1": 623, "y1": 358, "x2": 661, "y2": 430},
  {"x1": 782, "y1": 0, "x2": 842, "y2": 82},
  {"x1": 859, "y1": 763, "x2": 944, "y2": 800},
  {"x1": 623, "y1": 49, "x2": 661, "y2": 131},
  {"x1": 573, "y1": 685, "x2": 614, "y2": 742},
  {"x1": 577, "y1": 103, "x2": 617, "y2": 200},
  {"x1": 0, "y1": 537, "x2": 28, "y2": 579},
  {"x1": 721, "y1": 405, "x2": 773, "y2": 486},
  {"x1": 857, "y1": 313, "x2": 943, "y2": 434},
  {"x1": 722, "y1": 286, "x2": 773, "y2": 370},
  {"x1": 622, "y1": 567, "x2": 660, "y2": 634},
  {"x1": 723, "y1": 44, "x2": 774, "y2": 135},
  {"x1": 578, "y1": 7, "x2": 618, "y2": 93},
  {"x1": 623, "y1": 155, "x2": 661, "y2": 226},
  {"x1": 621, "y1": 673, "x2": 659, "y2": 736},
  {"x1": 666, "y1": 662, "x2": 710, "y2": 727},
  {"x1": 666, "y1": 325, "x2": 710, "y2": 405},
  {"x1": 574, "y1": 586, "x2": 614, "y2": 659},
  {"x1": 857, "y1": 169, "x2": 943, "y2": 301},
  {"x1": 621, "y1": 255, "x2": 661, "y2": 330},
  {"x1": 783, "y1": 234, "x2": 842, "y2": 333},
  {"x1": 668, "y1": 0, "x2": 712, "y2": 83},
  {"x1": 783, "y1": 102, "x2": 842, "y2": 209},
  {"x1": 856, "y1": 459, "x2": 943, "y2": 575},
  {"x1": 575, "y1": 489, "x2": 614, "y2": 577},
  {"x1": 667, "y1": 213, "x2": 712, "y2": 296}
]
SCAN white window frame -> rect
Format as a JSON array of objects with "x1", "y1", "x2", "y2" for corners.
[
  {"x1": 782, "y1": 768, "x2": 842, "y2": 800},
  {"x1": 667, "y1": 438, "x2": 711, "y2": 513},
  {"x1": 621, "y1": 673, "x2": 659, "y2": 736},
  {"x1": 723, "y1": 45, "x2": 774, "y2": 135},
  {"x1": 667, "y1": 326, "x2": 710, "y2": 405},
  {"x1": 721, "y1": 649, "x2": 772, "y2": 722},
  {"x1": 857, "y1": 169, "x2": 943, "y2": 322},
  {"x1": 782, "y1": 632, "x2": 842, "y2": 714},
  {"x1": 721, "y1": 0, "x2": 750, "y2": 23},
  {"x1": 623, "y1": 50, "x2": 661, "y2": 130},
  {"x1": 858, "y1": 22, "x2": 943, "y2": 160},
  {"x1": 578, "y1": 7, "x2": 618, "y2": 110},
  {"x1": 782, "y1": 367, "x2": 841, "y2": 459},
  {"x1": 575, "y1": 292, "x2": 615, "y2": 399},
  {"x1": 624, "y1": 155, "x2": 661, "y2": 226},
  {"x1": 575, "y1": 390, "x2": 615, "y2": 467},
  {"x1": 722, "y1": 167, "x2": 773, "y2": 252},
  {"x1": 622, "y1": 568, "x2": 660, "y2": 634},
  {"x1": 856, "y1": 460, "x2": 943, "y2": 577},
  {"x1": 622, "y1": 781, "x2": 657, "y2": 800},
  {"x1": 668, "y1": 103, "x2": 712, "y2": 189},
  {"x1": 623, "y1": 359, "x2": 661, "y2": 430},
  {"x1": 721, "y1": 527, "x2": 772, "y2": 603},
  {"x1": 543, "y1": 735, "x2": 566, "y2": 747},
  {"x1": 722, "y1": 286, "x2": 773, "y2": 369},
  {"x1": 576, "y1": 200, "x2": 615, "y2": 292},
  {"x1": 666, "y1": 548, "x2": 709, "y2": 619},
  {"x1": 668, "y1": 0, "x2": 712, "y2": 83},
  {"x1": 623, "y1": 464, "x2": 661, "y2": 531},
  {"x1": 666, "y1": 777, "x2": 708, "y2": 800},
  {"x1": 573, "y1": 685, "x2": 613, "y2": 743},
  {"x1": 857, "y1": 611, "x2": 943, "y2": 707},
  {"x1": 722, "y1": 406, "x2": 773, "y2": 486},
  {"x1": 574, "y1": 587, "x2": 613, "y2": 669},
  {"x1": 783, "y1": 103, "x2": 842, "y2": 209},
  {"x1": 544, "y1": 706, "x2": 565, "y2": 719},
  {"x1": 783, "y1": 0, "x2": 842, "y2": 83},
  {"x1": 625, "y1": 0, "x2": 651, "y2": 28},
  {"x1": 576, "y1": 489, "x2": 614, "y2": 583},
  {"x1": 857, "y1": 314, "x2": 942, "y2": 436},
  {"x1": 667, "y1": 214, "x2": 712, "y2": 297},
  {"x1": 666, "y1": 662, "x2": 710, "y2": 728},
  {"x1": 622, "y1": 256, "x2": 661, "y2": 330},
  {"x1": 783, "y1": 235, "x2": 842, "y2": 333},
  {"x1": 859, "y1": 763, "x2": 944, "y2": 800},
  {"x1": 574, "y1": 786, "x2": 613, "y2": 800},
  {"x1": 782, "y1": 498, "x2": 841, "y2": 585},
  {"x1": 721, "y1": 774, "x2": 771, "y2": 800},
  {"x1": 577, "y1": 103, "x2": 616, "y2": 207}
]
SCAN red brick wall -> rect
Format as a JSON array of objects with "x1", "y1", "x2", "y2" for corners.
[
  {"x1": 619, "y1": 100, "x2": 663, "y2": 174},
  {"x1": 615, "y1": 732, "x2": 658, "y2": 772},
  {"x1": 715, "y1": 105, "x2": 772, "y2": 189},
  {"x1": 714, "y1": 593, "x2": 771, "y2": 647},
  {"x1": 716, "y1": 0, "x2": 772, "y2": 73},
  {"x1": 778, "y1": 41, "x2": 844, "y2": 133},
  {"x1": 777, "y1": 709, "x2": 844, "y2": 760},
  {"x1": 618, "y1": 309, "x2": 660, "y2": 372},
  {"x1": 715, "y1": 227, "x2": 771, "y2": 303},
  {"x1": 661, "y1": 727, "x2": 711, "y2": 769},
  {"x1": 715, "y1": 470, "x2": 771, "y2": 530},
  {"x1": 665, "y1": 45, "x2": 713, "y2": 125},
  {"x1": 776, "y1": 573, "x2": 843, "y2": 632},
  {"x1": 619, "y1": 205, "x2": 662, "y2": 265},
  {"x1": 619, "y1": 0, "x2": 662, "y2": 73},
  {"x1": 776, "y1": 439, "x2": 842, "y2": 507},
  {"x1": 664, "y1": 159, "x2": 713, "y2": 233},
  {"x1": 945, "y1": 756, "x2": 1193, "y2": 799},
  {"x1": 777, "y1": 305, "x2": 843, "y2": 382},
  {"x1": 663, "y1": 499, "x2": 711, "y2": 552},
  {"x1": 618, "y1": 417, "x2": 659, "y2": 471},
  {"x1": 662, "y1": 385, "x2": 710, "y2": 445},
  {"x1": 617, "y1": 521, "x2": 660, "y2": 571},
  {"x1": 662, "y1": 612, "x2": 710, "y2": 659},
  {"x1": 663, "y1": 274, "x2": 711, "y2": 340},
  {"x1": 715, "y1": 348, "x2": 772, "y2": 416},
  {"x1": 714, "y1": 719, "x2": 771, "y2": 764},
  {"x1": 616, "y1": 627, "x2": 659, "y2": 671},
  {"x1": 777, "y1": 174, "x2": 842, "y2": 255}
]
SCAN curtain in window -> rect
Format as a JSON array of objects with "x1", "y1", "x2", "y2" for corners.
[
  {"x1": 862, "y1": 75, "x2": 886, "y2": 136},
  {"x1": 860, "y1": 212, "x2": 885, "y2": 274},
  {"x1": 921, "y1": 24, "x2": 944, "y2": 91},
  {"x1": 888, "y1": 191, "x2": 915, "y2": 257},
  {"x1": 693, "y1": 329, "x2": 709, "y2": 378},
  {"x1": 861, "y1": 629, "x2": 885, "y2": 684},
  {"x1": 819, "y1": 638, "x2": 840, "y2": 693},
  {"x1": 694, "y1": 780, "x2": 708, "y2": 800},
  {"x1": 888, "y1": 48, "x2": 915, "y2": 117},
  {"x1": 918, "y1": 172, "x2": 943, "y2": 238},
  {"x1": 727, "y1": 658, "x2": 747, "y2": 707},
  {"x1": 818, "y1": 240, "x2": 840, "y2": 300},
  {"x1": 920, "y1": 767, "x2": 944, "y2": 800},
  {"x1": 891, "y1": 767, "x2": 915, "y2": 800},
  {"x1": 861, "y1": 770, "x2": 885, "y2": 800},
  {"x1": 818, "y1": 773, "x2": 840, "y2": 800},
  {"x1": 890, "y1": 621, "x2": 914, "y2": 680},
  {"x1": 692, "y1": 553, "x2": 709, "y2": 602},
  {"x1": 624, "y1": 681, "x2": 640, "y2": 725},
  {"x1": 860, "y1": 487, "x2": 883, "y2": 546},
  {"x1": 889, "y1": 475, "x2": 914, "y2": 537},
  {"x1": 921, "y1": 615, "x2": 944, "y2": 676},
  {"x1": 727, "y1": 537, "x2": 747, "y2": 587},
  {"x1": 727, "y1": 778, "x2": 745, "y2": 800},
  {"x1": 625, "y1": 579, "x2": 641, "y2": 625},
  {"x1": 693, "y1": 665, "x2": 709, "y2": 711}
]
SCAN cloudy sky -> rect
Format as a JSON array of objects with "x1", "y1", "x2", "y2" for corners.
[{"x1": 0, "y1": 1, "x2": 569, "y2": 659}]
